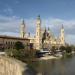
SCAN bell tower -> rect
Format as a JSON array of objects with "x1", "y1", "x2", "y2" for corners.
[
  {"x1": 20, "y1": 19, "x2": 25, "y2": 38},
  {"x1": 35, "y1": 15, "x2": 42, "y2": 50},
  {"x1": 60, "y1": 24, "x2": 65, "y2": 46}
]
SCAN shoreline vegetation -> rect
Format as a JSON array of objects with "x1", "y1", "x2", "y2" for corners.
[
  {"x1": 23, "y1": 52, "x2": 75, "y2": 62},
  {"x1": 4, "y1": 41, "x2": 75, "y2": 62}
]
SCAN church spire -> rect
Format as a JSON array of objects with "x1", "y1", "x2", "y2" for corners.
[
  {"x1": 35, "y1": 15, "x2": 42, "y2": 50},
  {"x1": 20, "y1": 19, "x2": 25, "y2": 38},
  {"x1": 60, "y1": 24, "x2": 65, "y2": 46},
  {"x1": 37, "y1": 15, "x2": 40, "y2": 20}
]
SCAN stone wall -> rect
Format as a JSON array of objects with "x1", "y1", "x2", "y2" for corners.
[{"x1": 0, "y1": 56, "x2": 26, "y2": 75}]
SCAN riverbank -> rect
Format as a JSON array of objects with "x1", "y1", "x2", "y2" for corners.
[
  {"x1": 39, "y1": 51, "x2": 75, "y2": 61},
  {"x1": 39, "y1": 55, "x2": 62, "y2": 60},
  {"x1": 24, "y1": 55, "x2": 62, "y2": 62},
  {"x1": 24, "y1": 51, "x2": 75, "y2": 62}
]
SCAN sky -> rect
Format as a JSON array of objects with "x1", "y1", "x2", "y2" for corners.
[{"x1": 0, "y1": 0, "x2": 75, "y2": 44}]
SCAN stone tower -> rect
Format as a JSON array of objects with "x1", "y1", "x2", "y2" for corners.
[
  {"x1": 35, "y1": 15, "x2": 42, "y2": 50},
  {"x1": 20, "y1": 19, "x2": 25, "y2": 38},
  {"x1": 60, "y1": 24, "x2": 65, "y2": 46}
]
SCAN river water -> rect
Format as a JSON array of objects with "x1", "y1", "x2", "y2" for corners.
[{"x1": 25, "y1": 55, "x2": 75, "y2": 75}]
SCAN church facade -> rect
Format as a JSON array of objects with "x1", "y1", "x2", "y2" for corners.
[{"x1": 20, "y1": 16, "x2": 65, "y2": 50}]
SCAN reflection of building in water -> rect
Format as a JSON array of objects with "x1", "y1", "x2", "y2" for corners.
[{"x1": 0, "y1": 15, "x2": 65, "y2": 51}]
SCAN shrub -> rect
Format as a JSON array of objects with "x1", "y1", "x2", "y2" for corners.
[
  {"x1": 59, "y1": 46, "x2": 66, "y2": 52},
  {"x1": 14, "y1": 41, "x2": 24, "y2": 50},
  {"x1": 65, "y1": 46, "x2": 72, "y2": 53}
]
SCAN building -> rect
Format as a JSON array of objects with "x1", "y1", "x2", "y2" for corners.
[
  {"x1": 0, "y1": 35, "x2": 30, "y2": 51},
  {"x1": 28, "y1": 16, "x2": 65, "y2": 50},
  {"x1": 0, "y1": 15, "x2": 65, "y2": 51},
  {"x1": 0, "y1": 19, "x2": 30, "y2": 51}
]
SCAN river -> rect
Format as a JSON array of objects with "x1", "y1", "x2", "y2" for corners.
[{"x1": 25, "y1": 55, "x2": 75, "y2": 75}]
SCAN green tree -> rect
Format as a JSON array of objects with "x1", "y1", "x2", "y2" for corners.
[
  {"x1": 65, "y1": 46, "x2": 72, "y2": 53},
  {"x1": 5, "y1": 41, "x2": 25, "y2": 61},
  {"x1": 6, "y1": 41, "x2": 36, "y2": 62},
  {"x1": 12, "y1": 41, "x2": 25, "y2": 60},
  {"x1": 70, "y1": 45, "x2": 75, "y2": 51},
  {"x1": 51, "y1": 46, "x2": 57, "y2": 55},
  {"x1": 59, "y1": 46, "x2": 66, "y2": 52},
  {"x1": 14, "y1": 41, "x2": 24, "y2": 50}
]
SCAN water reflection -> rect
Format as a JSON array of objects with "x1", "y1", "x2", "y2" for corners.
[{"x1": 27, "y1": 55, "x2": 75, "y2": 75}]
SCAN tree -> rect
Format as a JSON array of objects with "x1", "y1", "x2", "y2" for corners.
[
  {"x1": 65, "y1": 46, "x2": 72, "y2": 53},
  {"x1": 59, "y1": 46, "x2": 66, "y2": 52},
  {"x1": 70, "y1": 45, "x2": 75, "y2": 51},
  {"x1": 6, "y1": 41, "x2": 36, "y2": 62},
  {"x1": 14, "y1": 41, "x2": 24, "y2": 50},
  {"x1": 51, "y1": 46, "x2": 57, "y2": 55},
  {"x1": 12, "y1": 41, "x2": 25, "y2": 59},
  {"x1": 5, "y1": 41, "x2": 25, "y2": 61}
]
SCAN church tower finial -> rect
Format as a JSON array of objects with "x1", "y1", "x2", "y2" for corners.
[
  {"x1": 22, "y1": 19, "x2": 25, "y2": 25},
  {"x1": 37, "y1": 15, "x2": 40, "y2": 19}
]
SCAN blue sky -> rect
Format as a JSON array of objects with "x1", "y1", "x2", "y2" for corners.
[
  {"x1": 0, "y1": 0, "x2": 75, "y2": 19},
  {"x1": 0, "y1": 0, "x2": 75, "y2": 44}
]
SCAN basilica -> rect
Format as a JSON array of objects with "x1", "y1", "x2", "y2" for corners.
[
  {"x1": 0, "y1": 15, "x2": 65, "y2": 51},
  {"x1": 20, "y1": 15, "x2": 65, "y2": 50}
]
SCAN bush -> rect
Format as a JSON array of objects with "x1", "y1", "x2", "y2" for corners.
[
  {"x1": 5, "y1": 41, "x2": 36, "y2": 62},
  {"x1": 59, "y1": 46, "x2": 66, "y2": 52},
  {"x1": 5, "y1": 41, "x2": 25, "y2": 60},
  {"x1": 65, "y1": 46, "x2": 72, "y2": 53},
  {"x1": 14, "y1": 41, "x2": 24, "y2": 50},
  {"x1": 51, "y1": 46, "x2": 57, "y2": 55}
]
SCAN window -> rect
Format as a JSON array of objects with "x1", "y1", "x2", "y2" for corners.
[{"x1": 6, "y1": 42, "x2": 7, "y2": 44}]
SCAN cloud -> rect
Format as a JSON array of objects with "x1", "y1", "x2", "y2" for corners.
[
  {"x1": 15, "y1": 0, "x2": 20, "y2": 4},
  {"x1": 42, "y1": 18, "x2": 75, "y2": 35},
  {"x1": 65, "y1": 34, "x2": 75, "y2": 45},
  {"x1": 0, "y1": 15, "x2": 36, "y2": 36},
  {"x1": 0, "y1": 15, "x2": 20, "y2": 36},
  {"x1": 0, "y1": 15, "x2": 75, "y2": 44},
  {"x1": 3, "y1": 7, "x2": 13, "y2": 15}
]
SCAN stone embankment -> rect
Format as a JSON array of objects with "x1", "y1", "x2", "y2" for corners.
[{"x1": 0, "y1": 56, "x2": 27, "y2": 75}]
